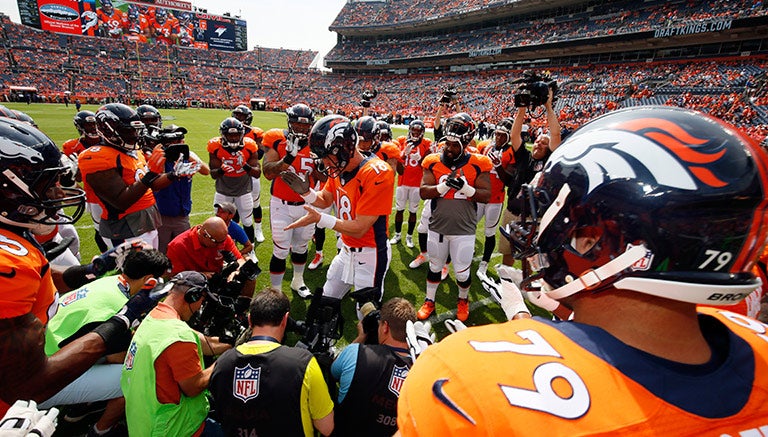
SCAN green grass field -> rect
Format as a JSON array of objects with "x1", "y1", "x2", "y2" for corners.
[{"x1": 5, "y1": 102, "x2": 517, "y2": 342}]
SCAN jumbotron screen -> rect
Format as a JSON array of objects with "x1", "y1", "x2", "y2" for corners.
[{"x1": 16, "y1": 0, "x2": 247, "y2": 51}]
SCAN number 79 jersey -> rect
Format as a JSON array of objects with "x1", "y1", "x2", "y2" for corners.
[{"x1": 397, "y1": 308, "x2": 768, "y2": 435}]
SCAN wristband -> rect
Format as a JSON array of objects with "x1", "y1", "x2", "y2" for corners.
[
  {"x1": 141, "y1": 171, "x2": 160, "y2": 187},
  {"x1": 436, "y1": 182, "x2": 450, "y2": 195},
  {"x1": 91, "y1": 316, "x2": 131, "y2": 355},
  {"x1": 282, "y1": 154, "x2": 296, "y2": 165},
  {"x1": 243, "y1": 163, "x2": 252, "y2": 172},
  {"x1": 300, "y1": 188, "x2": 318, "y2": 204},
  {"x1": 459, "y1": 184, "x2": 476, "y2": 198},
  {"x1": 316, "y1": 213, "x2": 337, "y2": 230}
]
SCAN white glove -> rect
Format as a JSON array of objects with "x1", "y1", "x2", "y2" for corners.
[
  {"x1": 498, "y1": 280, "x2": 531, "y2": 321},
  {"x1": 444, "y1": 319, "x2": 467, "y2": 334},
  {"x1": 220, "y1": 164, "x2": 236, "y2": 174},
  {"x1": 285, "y1": 136, "x2": 300, "y2": 159},
  {"x1": 172, "y1": 158, "x2": 201, "y2": 178},
  {"x1": 487, "y1": 148, "x2": 502, "y2": 167},
  {"x1": 406, "y1": 320, "x2": 435, "y2": 361},
  {"x1": 113, "y1": 238, "x2": 153, "y2": 273},
  {"x1": 479, "y1": 266, "x2": 530, "y2": 321},
  {"x1": 0, "y1": 400, "x2": 59, "y2": 437},
  {"x1": 525, "y1": 290, "x2": 560, "y2": 312}
]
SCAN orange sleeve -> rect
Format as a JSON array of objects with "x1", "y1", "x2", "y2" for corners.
[
  {"x1": 154, "y1": 341, "x2": 202, "y2": 404},
  {"x1": 262, "y1": 128, "x2": 285, "y2": 151},
  {"x1": 206, "y1": 138, "x2": 220, "y2": 155}
]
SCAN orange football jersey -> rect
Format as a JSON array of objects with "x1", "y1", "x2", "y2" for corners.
[
  {"x1": 476, "y1": 140, "x2": 516, "y2": 204},
  {"x1": 376, "y1": 141, "x2": 401, "y2": 164},
  {"x1": 77, "y1": 145, "x2": 155, "y2": 220},
  {"x1": 0, "y1": 228, "x2": 57, "y2": 325},
  {"x1": 207, "y1": 137, "x2": 259, "y2": 175},
  {"x1": 262, "y1": 128, "x2": 318, "y2": 203},
  {"x1": 61, "y1": 138, "x2": 86, "y2": 157},
  {"x1": 244, "y1": 126, "x2": 264, "y2": 145},
  {"x1": 399, "y1": 308, "x2": 768, "y2": 435},
  {"x1": 395, "y1": 136, "x2": 432, "y2": 187},
  {"x1": 421, "y1": 152, "x2": 493, "y2": 200},
  {"x1": 322, "y1": 156, "x2": 394, "y2": 248}
]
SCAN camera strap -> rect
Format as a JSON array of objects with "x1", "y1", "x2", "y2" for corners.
[{"x1": 248, "y1": 335, "x2": 280, "y2": 344}]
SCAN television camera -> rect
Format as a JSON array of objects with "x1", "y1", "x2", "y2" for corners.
[
  {"x1": 439, "y1": 88, "x2": 458, "y2": 104},
  {"x1": 188, "y1": 251, "x2": 261, "y2": 345},
  {"x1": 141, "y1": 124, "x2": 190, "y2": 163},
  {"x1": 512, "y1": 71, "x2": 558, "y2": 109},
  {"x1": 360, "y1": 89, "x2": 378, "y2": 108}
]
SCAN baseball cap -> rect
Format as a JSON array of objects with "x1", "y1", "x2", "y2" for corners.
[
  {"x1": 171, "y1": 271, "x2": 220, "y2": 303},
  {"x1": 214, "y1": 202, "x2": 237, "y2": 215}
]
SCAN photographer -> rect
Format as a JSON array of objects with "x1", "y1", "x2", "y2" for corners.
[
  {"x1": 152, "y1": 124, "x2": 210, "y2": 253},
  {"x1": 499, "y1": 82, "x2": 561, "y2": 270},
  {"x1": 209, "y1": 288, "x2": 334, "y2": 437},
  {"x1": 121, "y1": 271, "x2": 224, "y2": 436},
  {"x1": 330, "y1": 297, "x2": 416, "y2": 437}
]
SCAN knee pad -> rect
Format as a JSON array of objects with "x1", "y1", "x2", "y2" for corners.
[
  {"x1": 291, "y1": 250, "x2": 308, "y2": 265},
  {"x1": 269, "y1": 255, "x2": 287, "y2": 274}
]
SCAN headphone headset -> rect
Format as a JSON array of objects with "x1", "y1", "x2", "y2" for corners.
[
  {"x1": 170, "y1": 273, "x2": 208, "y2": 304},
  {"x1": 184, "y1": 285, "x2": 206, "y2": 304}
]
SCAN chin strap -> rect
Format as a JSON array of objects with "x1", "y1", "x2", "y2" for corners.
[{"x1": 544, "y1": 244, "x2": 649, "y2": 300}]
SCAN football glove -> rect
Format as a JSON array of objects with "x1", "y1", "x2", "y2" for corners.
[
  {"x1": 406, "y1": 320, "x2": 435, "y2": 361},
  {"x1": 279, "y1": 170, "x2": 310, "y2": 195},
  {"x1": 0, "y1": 400, "x2": 58, "y2": 437}
]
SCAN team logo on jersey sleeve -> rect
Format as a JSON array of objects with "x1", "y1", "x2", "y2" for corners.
[
  {"x1": 388, "y1": 364, "x2": 409, "y2": 396},
  {"x1": 233, "y1": 364, "x2": 261, "y2": 402}
]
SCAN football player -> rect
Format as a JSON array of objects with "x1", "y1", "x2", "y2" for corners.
[
  {"x1": 77, "y1": 103, "x2": 171, "y2": 248},
  {"x1": 398, "y1": 106, "x2": 768, "y2": 434},
  {"x1": 391, "y1": 120, "x2": 432, "y2": 251},
  {"x1": 282, "y1": 114, "x2": 395, "y2": 313},
  {"x1": 232, "y1": 104, "x2": 267, "y2": 243},
  {"x1": 151, "y1": 8, "x2": 177, "y2": 45},
  {"x1": 356, "y1": 117, "x2": 402, "y2": 171},
  {"x1": 261, "y1": 104, "x2": 319, "y2": 298},
  {"x1": 96, "y1": 0, "x2": 126, "y2": 39},
  {"x1": 207, "y1": 117, "x2": 261, "y2": 248},
  {"x1": 416, "y1": 113, "x2": 492, "y2": 322},
  {"x1": 0, "y1": 118, "x2": 157, "y2": 417},
  {"x1": 474, "y1": 118, "x2": 516, "y2": 278}
]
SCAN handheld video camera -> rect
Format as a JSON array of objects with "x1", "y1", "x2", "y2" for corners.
[
  {"x1": 142, "y1": 124, "x2": 190, "y2": 163},
  {"x1": 439, "y1": 88, "x2": 458, "y2": 104},
  {"x1": 188, "y1": 251, "x2": 261, "y2": 345},
  {"x1": 512, "y1": 71, "x2": 558, "y2": 109},
  {"x1": 360, "y1": 89, "x2": 378, "y2": 108}
]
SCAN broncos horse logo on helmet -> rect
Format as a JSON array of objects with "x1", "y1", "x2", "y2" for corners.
[
  {"x1": 309, "y1": 114, "x2": 358, "y2": 178},
  {"x1": 0, "y1": 118, "x2": 85, "y2": 232},
  {"x1": 510, "y1": 106, "x2": 768, "y2": 306}
]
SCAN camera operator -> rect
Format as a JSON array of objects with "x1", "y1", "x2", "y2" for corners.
[
  {"x1": 500, "y1": 87, "x2": 561, "y2": 266},
  {"x1": 121, "y1": 271, "x2": 225, "y2": 436},
  {"x1": 209, "y1": 288, "x2": 334, "y2": 437},
  {"x1": 152, "y1": 124, "x2": 210, "y2": 253},
  {"x1": 167, "y1": 216, "x2": 256, "y2": 300},
  {"x1": 330, "y1": 297, "x2": 416, "y2": 437}
]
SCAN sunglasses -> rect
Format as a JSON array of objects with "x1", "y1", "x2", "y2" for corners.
[{"x1": 200, "y1": 227, "x2": 225, "y2": 244}]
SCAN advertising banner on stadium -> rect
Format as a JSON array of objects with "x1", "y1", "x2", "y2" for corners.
[
  {"x1": 16, "y1": 0, "x2": 247, "y2": 51},
  {"x1": 37, "y1": 0, "x2": 95, "y2": 35}
]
